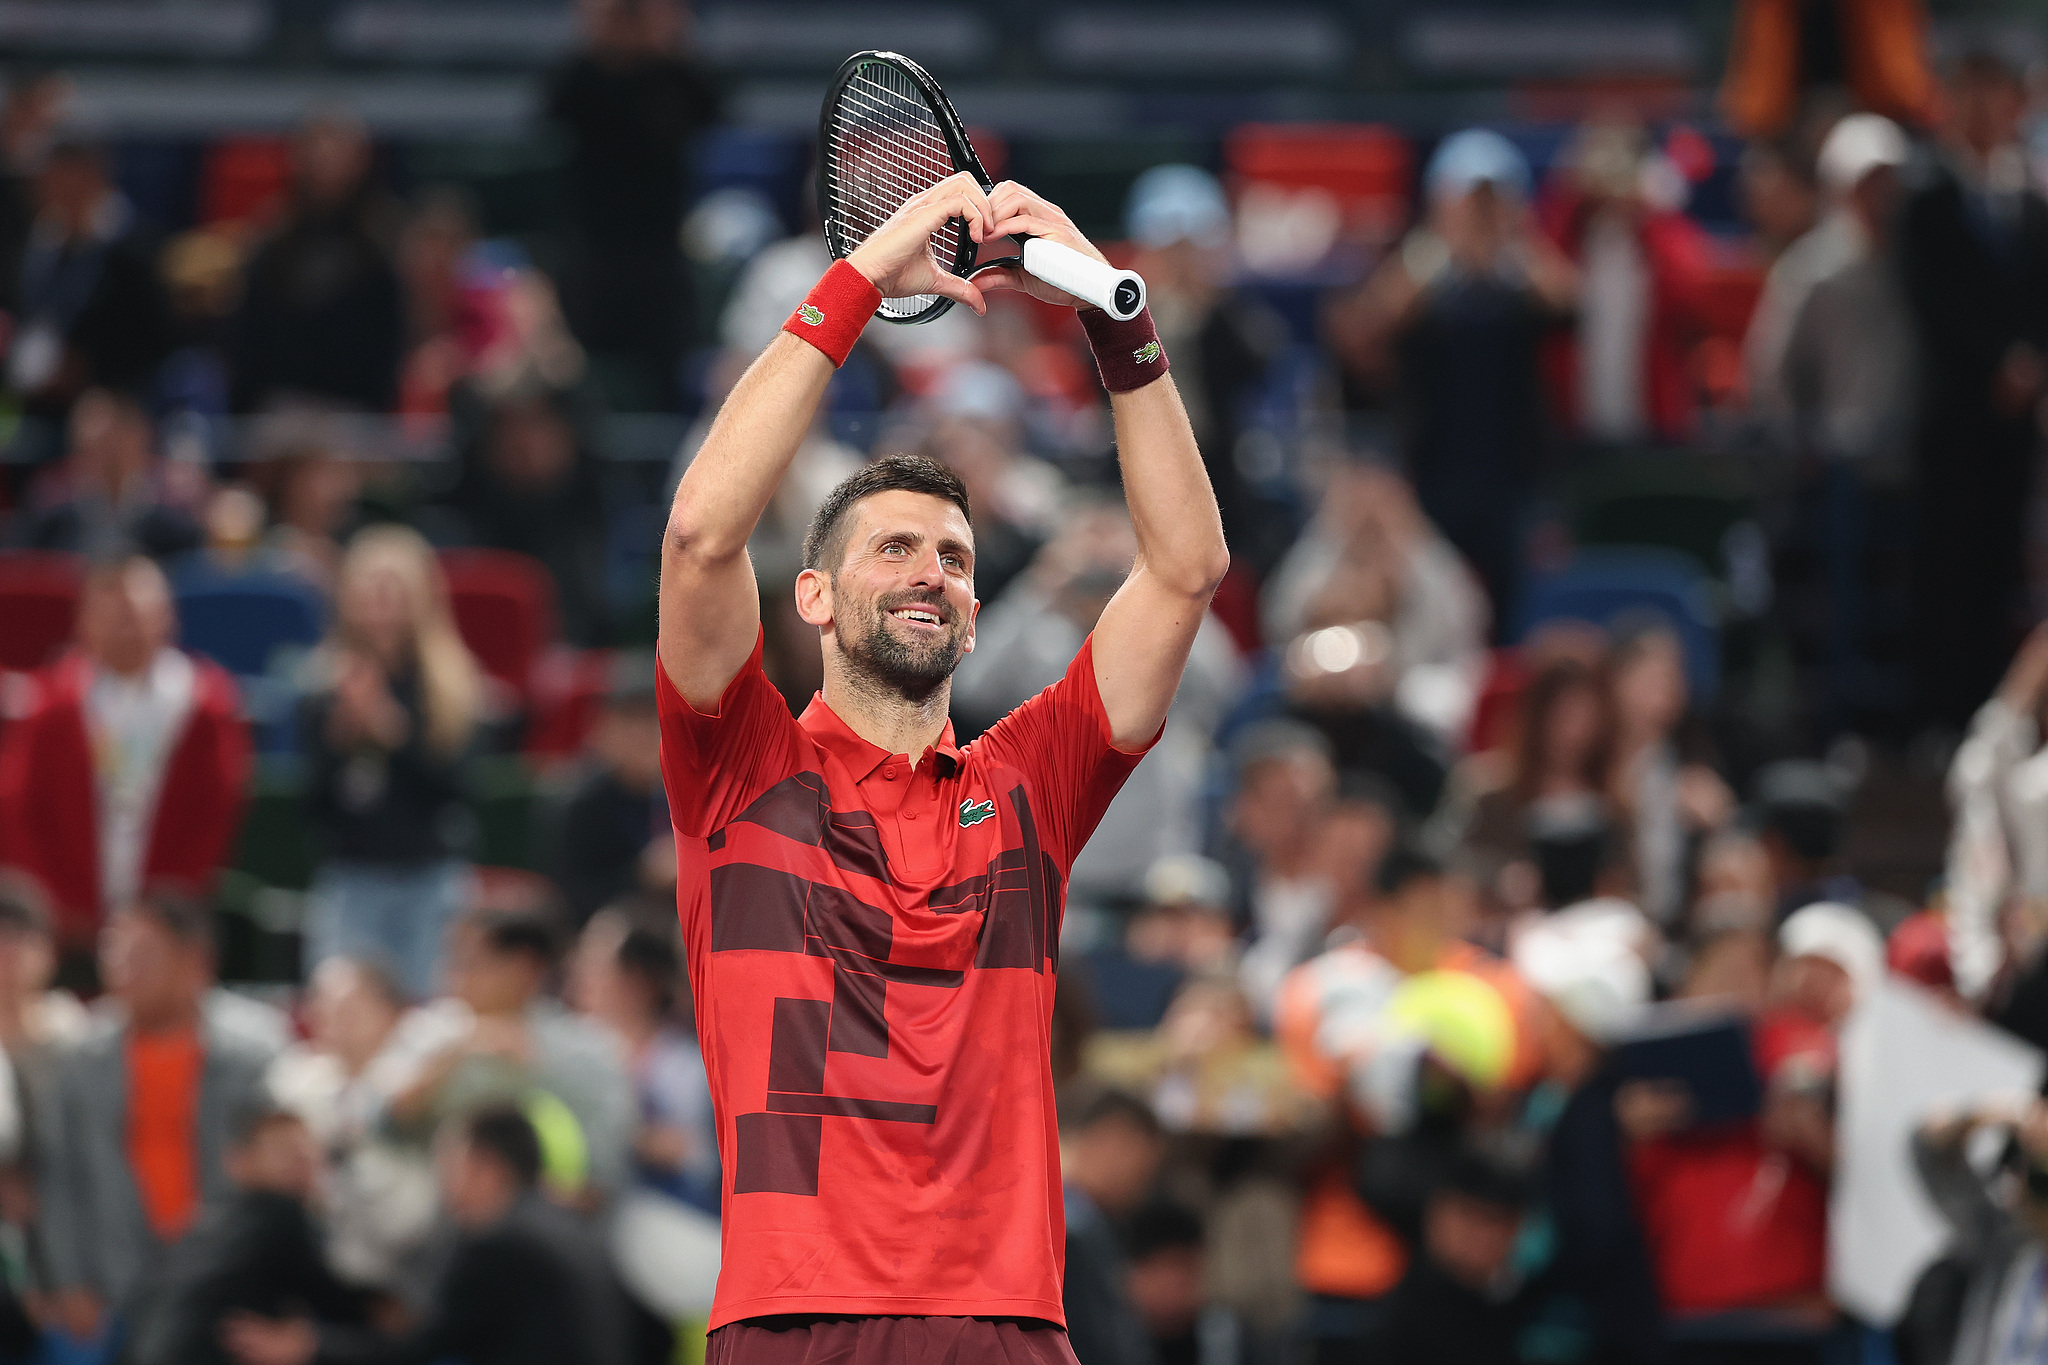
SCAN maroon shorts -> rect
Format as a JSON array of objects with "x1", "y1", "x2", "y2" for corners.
[{"x1": 706, "y1": 1315, "x2": 1080, "y2": 1365}]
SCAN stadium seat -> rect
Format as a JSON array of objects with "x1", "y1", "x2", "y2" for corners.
[
  {"x1": 173, "y1": 566, "x2": 327, "y2": 679},
  {"x1": 440, "y1": 548, "x2": 560, "y2": 707},
  {"x1": 1570, "y1": 455, "x2": 1756, "y2": 581},
  {"x1": 1517, "y1": 548, "x2": 1720, "y2": 701},
  {"x1": 1223, "y1": 123, "x2": 1412, "y2": 245},
  {"x1": 0, "y1": 552, "x2": 83, "y2": 671}
]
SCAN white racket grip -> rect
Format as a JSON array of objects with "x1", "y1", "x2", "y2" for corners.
[{"x1": 1020, "y1": 238, "x2": 1147, "y2": 321}]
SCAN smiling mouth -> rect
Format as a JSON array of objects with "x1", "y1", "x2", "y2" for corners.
[{"x1": 888, "y1": 606, "x2": 947, "y2": 629}]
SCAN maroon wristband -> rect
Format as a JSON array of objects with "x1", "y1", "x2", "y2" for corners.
[
  {"x1": 782, "y1": 260, "x2": 882, "y2": 367},
  {"x1": 1078, "y1": 306, "x2": 1169, "y2": 394}
]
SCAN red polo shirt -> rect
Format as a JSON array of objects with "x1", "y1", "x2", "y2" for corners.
[{"x1": 659, "y1": 632, "x2": 1151, "y2": 1330}]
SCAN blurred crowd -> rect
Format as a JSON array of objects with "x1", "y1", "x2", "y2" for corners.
[{"x1": 7, "y1": 0, "x2": 2048, "y2": 1362}]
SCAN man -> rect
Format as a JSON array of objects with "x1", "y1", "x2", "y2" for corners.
[
  {"x1": 657, "y1": 174, "x2": 1228, "y2": 1362},
  {"x1": 224, "y1": 1105, "x2": 629, "y2": 1365},
  {"x1": 0, "y1": 554, "x2": 248, "y2": 976},
  {"x1": 1900, "y1": 50, "x2": 2048, "y2": 730},
  {"x1": 547, "y1": 653, "x2": 672, "y2": 926},
  {"x1": 38, "y1": 890, "x2": 279, "y2": 1348},
  {"x1": 383, "y1": 907, "x2": 635, "y2": 1203},
  {"x1": 1, "y1": 140, "x2": 171, "y2": 420},
  {"x1": 131, "y1": 1106, "x2": 366, "y2": 1365},
  {"x1": 1059, "y1": 1089, "x2": 1167, "y2": 1365},
  {"x1": 10, "y1": 387, "x2": 202, "y2": 559}
]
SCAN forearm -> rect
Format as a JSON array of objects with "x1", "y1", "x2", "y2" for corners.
[{"x1": 1106, "y1": 376, "x2": 1228, "y2": 597}]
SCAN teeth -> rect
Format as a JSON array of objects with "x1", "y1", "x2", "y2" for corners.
[{"x1": 894, "y1": 608, "x2": 941, "y2": 625}]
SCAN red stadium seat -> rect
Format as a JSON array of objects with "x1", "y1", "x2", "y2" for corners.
[
  {"x1": 1224, "y1": 123, "x2": 1414, "y2": 245},
  {"x1": 0, "y1": 552, "x2": 83, "y2": 672},
  {"x1": 438, "y1": 549, "x2": 559, "y2": 707},
  {"x1": 198, "y1": 136, "x2": 294, "y2": 227}
]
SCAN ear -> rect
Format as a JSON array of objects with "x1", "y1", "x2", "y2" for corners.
[
  {"x1": 794, "y1": 568, "x2": 833, "y2": 629},
  {"x1": 960, "y1": 597, "x2": 980, "y2": 656}
]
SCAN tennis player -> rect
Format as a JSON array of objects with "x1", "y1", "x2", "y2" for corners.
[{"x1": 657, "y1": 173, "x2": 1227, "y2": 1364}]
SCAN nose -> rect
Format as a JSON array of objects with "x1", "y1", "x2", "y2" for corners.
[{"x1": 904, "y1": 546, "x2": 946, "y2": 590}]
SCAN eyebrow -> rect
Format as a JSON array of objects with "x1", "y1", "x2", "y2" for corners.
[{"x1": 868, "y1": 528, "x2": 976, "y2": 565}]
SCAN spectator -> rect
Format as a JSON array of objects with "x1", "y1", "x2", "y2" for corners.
[
  {"x1": 436, "y1": 385, "x2": 611, "y2": 646},
  {"x1": 222, "y1": 1104, "x2": 630, "y2": 1365},
  {"x1": 1622, "y1": 910, "x2": 1845, "y2": 1354},
  {"x1": 1326, "y1": 128, "x2": 1576, "y2": 629},
  {"x1": 1122, "y1": 164, "x2": 1291, "y2": 579},
  {"x1": 1262, "y1": 461, "x2": 1491, "y2": 754},
  {"x1": 0, "y1": 140, "x2": 171, "y2": 420},
  {"x1": 1216, "y1": 723, "x2": 1337, "y2": 1018},
  {"x1": 1085, "y1": 854, "x2": 1238, "y2": 1032},
  {"x1": 1907, "y1": 1096, "x2": 2048, "y2": 1365},
  {"x1": 1060, "y1": 1089, "x2": 1166, "y2": 1365},
  {"x1": 1948, "y1": 624, "x2": 2048, "y2": 1025},
  {"x1": 1539, "y1": 117, "x2": 1716, "y2": 447},
  {"x1": 1273, "y1": 844, "x2": 1520, "y2": 1362},
  {"x1": 1753, "y1": 760, "x2": 1858, "y2": 920},
  {"x1": 231, "y1": 112, "x2": 403, "y2": 413},
  {"x1": 1777, "y1": 114, "x2": 1918, "y2": 735},
  {"x1": 1511, "y1": 902, "x2": 1664, "y2": 1365},
  {"x1": 9, "y1": 388, "x2": 203, "y2": 559},
  {"x1": 1123, "y1": 1201, "x2": 1208, "y2": 1365},
  {"x1": 129, "y1": 1106, "x2": 367, "y2": 1365},
  {"x1": 0, "y1": 555, "x2": 249, "y2": 974},
  {"x1": 545, "y1": 0, "x2": 719, "y2": 407},
  {"x1": 954, "y1": 496, "x2": 1244, "y2": 903},
  {"x1": 565, "y1": 909, "x2": 716, "y2": 1214},
  {"x1": 1899, "y1": 50, "x2": 2048, "y2": 730},
  {"x1": 382, "y1": 908, "x2": 635, "y2": 1205},
  {"x1": 1607, "y1": 619, "x2": 1734, "y2": 929},
  {"x1": 266, "y1": 958, "x2": 437, "y2": 1292},
  {"x1": 1719, "y1": 0, "x2": 1934, "y2": 139},
  {"x1": 1454, "y1": 654, "x2": 1626, "y2": 913},
  {"x1": 915, "y1": 361, "x2": 1062, "y2": 606},
  {"x1": 300, "y1": 526, "x2": 482, "y2": 999},
  {"x1": 39, "y1": 891, "x2": 278, "y2": 1352},
  {"x1": 546, "y1": 656, "x2": 671, "y2": 926},
  {"x1": 1356, "y1": 1148, "x2": 1534, "y2": 1365},
  {"x1": 1739, "y1": 136, "x2": 1822, "y2": 264},
  {"x1": 248, "y1": 445, "x2": 363, "y2": 599}
]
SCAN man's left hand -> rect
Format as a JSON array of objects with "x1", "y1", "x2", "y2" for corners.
[{"x1": 974, "y1": 182, "x2": 1110, "y2": 310}]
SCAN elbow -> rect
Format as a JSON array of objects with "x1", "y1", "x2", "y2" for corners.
[
  {"x1": 664, "y1": 505, "x2": 746, "y2": 569},
  {"x1": 1153, "y1": 543, "x2": 1231, "y2": 602}
]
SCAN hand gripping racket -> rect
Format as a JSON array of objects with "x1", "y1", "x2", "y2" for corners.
[{"x1": 818, "y1": 50, "x2": 1148, "y2": 325}]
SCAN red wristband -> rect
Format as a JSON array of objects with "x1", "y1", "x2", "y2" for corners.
[
  {"x1": 1078, "y1": 307, "x2": 1169, "y2": 394},
  {"x1": 782, "y1": 261, "x2": 882, "y2": 367}
]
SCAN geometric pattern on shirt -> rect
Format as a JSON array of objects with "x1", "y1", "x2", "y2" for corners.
[{"x1": 710, "y1": 773, "x2": 1061, "y2": 1196}]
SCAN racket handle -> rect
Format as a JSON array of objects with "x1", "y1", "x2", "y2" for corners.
[{"x1": 1021, "y1": 238, "x2": 1147, "y2": 321}]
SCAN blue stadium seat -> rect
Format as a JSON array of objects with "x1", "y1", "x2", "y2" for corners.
[
  {"x1": 174, "y1": 568, "x2": 326, "y2": 679},
  {"x1": 1516, "y1": 547, "x2": 1720, "y2": 701}
]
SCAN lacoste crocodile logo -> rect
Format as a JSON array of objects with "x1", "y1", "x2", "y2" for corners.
[
  {"x1": 798, "y1": 303, "x2": 825, "y2": 326},
  {"x1": 958, "y1": 798, "x2": 997, "y2": 828},
  {"x1": 1132, "y1": 340, "x2": 1161, "y2": 364}
]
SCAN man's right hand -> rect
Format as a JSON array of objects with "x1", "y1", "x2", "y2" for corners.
[{"x1": 846, "y1": 172, "x2": 996, "y2": 315}]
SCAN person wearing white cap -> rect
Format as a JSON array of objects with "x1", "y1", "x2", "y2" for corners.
[
  {"x1": 1327, "y1": 129, "x2": 1576, "y2": 637},
  {"x1": 1758, "y1": 111, "x2": 1918, "y2": 733}
]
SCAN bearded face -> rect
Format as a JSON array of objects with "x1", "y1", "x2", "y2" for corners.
[{"x1": 834, "y1": 577, "x2": 971, "y2": 701}]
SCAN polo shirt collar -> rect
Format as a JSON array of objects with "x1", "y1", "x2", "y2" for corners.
[{"x1": 798, "y1": 692, "x2": 962, "y2": 780}]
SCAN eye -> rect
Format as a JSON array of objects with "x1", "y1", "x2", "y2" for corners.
[
  {"x1": 881, "y1": 542, "x2": 908, "y2": 557},
  {"x1": 941, "y1": 553, "x2": 965, "y2": 571}
]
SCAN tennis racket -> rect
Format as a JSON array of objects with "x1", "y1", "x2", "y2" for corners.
[{"x1": 818, "y1": 50, "x2": 1148, "y2": 325}]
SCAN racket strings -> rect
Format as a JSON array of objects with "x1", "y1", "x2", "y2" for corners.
[{"x1": 824, "y1": 62, "x2": 968, "y2": 320}]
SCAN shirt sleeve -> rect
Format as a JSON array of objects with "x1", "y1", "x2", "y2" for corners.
[
  {"x1": 657, "y1": 630, "x2": 806, "y2": 839},
  {"x1": 968, "y1": 634, "x2": 1159, "y2": 874}
]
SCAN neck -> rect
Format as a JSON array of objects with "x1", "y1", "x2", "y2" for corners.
[
  {"x1": 131, "y1": 1001, "x2": 200, "y2": 1036},
  {"x1": 820, "y1": 659, "x2": 952, "y2": 762}
]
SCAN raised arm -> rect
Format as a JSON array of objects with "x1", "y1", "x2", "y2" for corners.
[
  {"x1": 979, "y1": 184, "x2": 1230, "y2": 749},
  {"x1": 659, "y1": 174, "x2": 997, "y2": 708}
]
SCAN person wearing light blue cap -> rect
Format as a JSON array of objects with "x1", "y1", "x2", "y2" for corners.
[
  {"x1": 1327, "y1": 129, "x2": 1577, "y2": 637},
  {"x1": 1121, "y1": 163, "x2": 1294, "y2": 576}
]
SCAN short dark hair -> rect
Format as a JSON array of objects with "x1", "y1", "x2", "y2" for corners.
[
  {"x1": 462, "y1": 1104, "x2": 543, "y2": 1189},
  {"x1": 474, "y1": 908, "x2": 560, "y2": 967},
  {"x1": 800, "y1": 454, "x2": 972, "y2": 573},
  {"x1": 132, "y1": 886, "x2": 215, "y2": 951},
  {"x1": 0, "y1": 871, "x2": 51, "y2": 938},
  {"x1": 616, "y1": 922, "x2": 681, "y2": 1017},
  {"x1": 230, "y1": 1101, "x2": 305, "y2": 1150},
  {"x1": 1059, "y1": 1086, "x2": 1163, "y2": 1140},
  {"x1": 1375, "y1": 841, "x2": 1442, "y2": 899}
]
